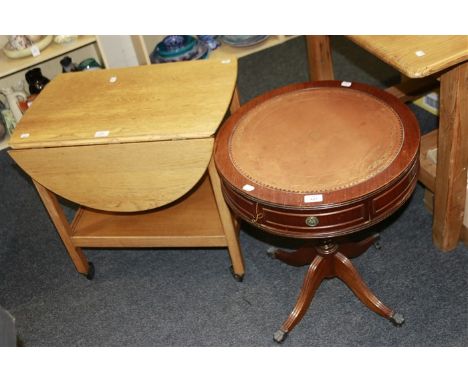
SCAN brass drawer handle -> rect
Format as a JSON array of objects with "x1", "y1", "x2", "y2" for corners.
[{"x1": 305, "y1": 216, "x2": 319, "y2": 227}]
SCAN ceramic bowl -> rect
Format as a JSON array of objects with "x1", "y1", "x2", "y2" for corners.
[
  {"x1": 221, "y1": 35, "x2": 269, "y2": 47},
  {"x1": 156, "y1": 35, "x2": 197, "y2": 58},
  {"x1": 197, "y1": 35, "x2": 220, "y2": 51},
  {"x1": 78, "y1": 58, "x2": 102, "y2": 71},
  {"x1": 150, "y1": 36, "x2": 209, "y2": 64}
]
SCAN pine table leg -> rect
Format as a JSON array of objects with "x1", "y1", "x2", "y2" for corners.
[
  {"x1": 305, "y1": 35, "x2": 334, "y2": 81},
  {"x1": 433, "y1": 61, "x2": 468, "y2": 251}
]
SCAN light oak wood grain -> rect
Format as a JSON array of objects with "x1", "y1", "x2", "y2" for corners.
[
  {"x1": 9, "y1": 59, "x2": 237, "y2": 149},
  {"x1": 71, "y1": 175, "x2": 228, "y2": 247},
  {"x1": 348, "y1": 35, "x2": 468, "y2": 78},
  {"x1": 306, "y1": 35, "x2": 334, "y2": 81},
  {"x1": 8, "y1": 58, "x2": 245, "y2": 278},
  {"x1": 33, "y1": 180, "x2": 90, "y2": 274},
  {"x1": 433, "y1": 61, "x2": 468, "y2": 250},
  {"x1": 208, "y1": 158, "x2": 245, "y2": 277},
  {"x1": 229, "y1": 86, "x2": 241, "y2": 114},
  {"x1": 10, "y1": 138, "x2": 214, "y2": 212}
]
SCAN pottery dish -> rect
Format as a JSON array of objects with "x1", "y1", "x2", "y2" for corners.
[
  {"x1": 220, "y1": 35, "x2": 269, "y2": 47},
  {"x1": 2, "y1": 35, "x2": 53, "y2": 59},
  {"x1": 150, "y1": 36, "x2": 208, "y2": 64}
]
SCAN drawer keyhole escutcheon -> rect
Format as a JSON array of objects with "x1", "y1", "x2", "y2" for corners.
[{"x1": 305, "y1": 216, "x2": 319, "y2": 227}]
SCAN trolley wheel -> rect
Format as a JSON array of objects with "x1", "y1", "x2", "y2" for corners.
[
  {"x1": 83, "y1": 262, "x2": 95, "y2": 280},
  {"x1": 230, "y1": 266, "x2": 244, "y2": 282}
]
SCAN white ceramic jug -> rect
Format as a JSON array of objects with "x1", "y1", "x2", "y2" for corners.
[{"x1": 0, "y1": 86, "x2": 27, "y2": 122}]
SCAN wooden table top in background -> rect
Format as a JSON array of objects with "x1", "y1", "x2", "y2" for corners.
[{"x1": 348, "y1": 35, "x2": 468, "y2": 78}]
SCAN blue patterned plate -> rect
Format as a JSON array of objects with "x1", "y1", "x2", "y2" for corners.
[
  {"x1": 150, "y1": 39, "x2": 209, "y2": 64},
  {"x1": 156, "y1": 35, "x2": 197, "y2": 58},
  {"x1": 220, "y1": 35, "x2": 269, "y2": 47}
]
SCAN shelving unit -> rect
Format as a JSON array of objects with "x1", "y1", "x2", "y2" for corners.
[
  {"x1": 0, "y1": 36, "x2": 105, "y2": 78},
  {"x1": 130, "y1": 35, "x2": 299, "y2": 115},
  {"x1": 0, "y1": 35, "x2": 107, "y2": 150},
  {"x1": 131, "y1": 35, "x2": 298, "y2": 65}
]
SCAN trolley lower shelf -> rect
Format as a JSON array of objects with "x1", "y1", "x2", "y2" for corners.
[{"x1": 70, "y1": 175, "x2": 228, "y2": 248}]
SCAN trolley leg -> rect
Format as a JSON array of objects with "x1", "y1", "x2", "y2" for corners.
[
  {"x1": 33, "y1": 180, "x2": 93, "y2": 279},
  {"x1": 208, "y1": 159, "x2": 245, "y2": 281}
]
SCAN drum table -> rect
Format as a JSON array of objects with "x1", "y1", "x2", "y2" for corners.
[{"x1": 214, "y1": 80, "x2": 420, "y2": 342}]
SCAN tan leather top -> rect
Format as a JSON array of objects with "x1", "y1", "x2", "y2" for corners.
[{"x1": 229, "y1": 87, "x2": 404, "y2": 193}]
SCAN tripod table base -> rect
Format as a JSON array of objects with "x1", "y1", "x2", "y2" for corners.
[{"x1": 269, "y1": 235, "x2": 404, "y2": 343}]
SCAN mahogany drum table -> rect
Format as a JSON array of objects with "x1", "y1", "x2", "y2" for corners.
[{"x1": 214, "y1": 80, "x2": 420, "y2": 342}]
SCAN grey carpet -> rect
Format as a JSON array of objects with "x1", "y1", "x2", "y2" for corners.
[{"x1": 0, "y1": 36, "x2": 467, "y2": 346}]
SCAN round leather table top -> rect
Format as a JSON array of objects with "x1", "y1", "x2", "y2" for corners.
[
  {"x1": 230, "y1": 87, "x2": 403, "y2": 193},
  {"x1": 215, "y1": 81, "x2": 420, "y2": 209}
]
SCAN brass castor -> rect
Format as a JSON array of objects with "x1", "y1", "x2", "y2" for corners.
[
  {"x1": 273, "y1": 329, "x2": 287, "y2": 343},
  {"x1": 230, "y1": 266, "x2": 244, "y2": 282},
  {"x1": 267, "y1": 247, "x2": 278, "y2": 259},
  {"x1": 390, "y1": 312, "x2": 405, "y2": 326}
]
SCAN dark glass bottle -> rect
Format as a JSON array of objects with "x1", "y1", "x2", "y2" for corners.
[
  {"x1": 60, "y1": 56, "x2": 78, "y2": 73},
  {"x1": 25, "y1": 68, "x2": 50, "y2": 95}
]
